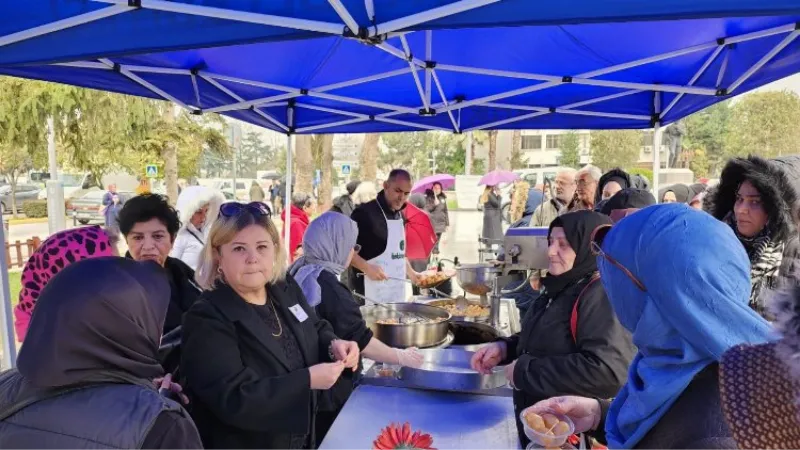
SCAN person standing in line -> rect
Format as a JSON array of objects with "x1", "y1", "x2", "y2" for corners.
[
  {"x1": 572, "y1": 165, "x2": 601, "y2": 211},
  {"x1": 250, "y1": 180, "x2": 266, "y2": 203},
  {"x1": 171, "y1": 186, "x2": 226, "y2": 271},
  {"x1": 330, "y1": 180, "x2": 361, "y2": 217},
  {"x1": 424, "y1": 182, "x2": 449, "y2": 255},
  {"x1": 530, "y1": 169, "x2": 577, "y2": 227},
  {"x1": 0, "y1": 258, "x2": 202, "y2": 449},
  {"x1": 480, "y1": 185, "x2": 503, "y2": 242},
  {"x1": 181, "y1": 201, "x2": 360, "y2": 449},
  {"x1": 283, "y1": 193, "x2": 315, "y2": 262},
  {"x1": 348, "y1": 169, "x2": 422, "y2": 299},
  {"x1": 104, "y1": 193, "x2": 124, "y2": 233}
]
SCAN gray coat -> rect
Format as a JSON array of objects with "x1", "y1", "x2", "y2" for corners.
[
  {"x1": 425, "y1": 194, "x2": 450, "y2": 234},
  {"x1": 482, "y1": 192, "x2": 504, "y2": 241}
]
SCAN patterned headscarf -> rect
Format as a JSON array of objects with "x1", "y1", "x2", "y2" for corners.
[{"x1": 14, "y1": 226, "x2": 116, "y2": 341}]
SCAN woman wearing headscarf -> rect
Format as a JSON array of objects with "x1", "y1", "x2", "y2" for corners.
[
  {"x1": 471, "y1": 210, "x2": 635, "y2": 447},
  {"x1": 659, "y1": 183, "x2": 692, "y2": 204},
  {"x1": 289, "y1": 212, "x2": 423, "y2": 443},
  {"x1": 331, "y1": 180, "x2": 361, "y2": 217},
  {"x1": 13, "y1": 226, "x2": 119, "y2": 342},
  {"x1": 529, "y1": 204, "x2": 773, "y2": 449},
  {"x1": 171, "y1": 185, "x2": 226, "y2": 271},
  {"x1": 704, "y1": 155, "x2": 800, "y2": 318},
  {"x1": 0, "y1": 257, "x2": 202, "y2": 449},
  {"x1": 688, "y1": 183, "x2": 708, "y2": 210}
]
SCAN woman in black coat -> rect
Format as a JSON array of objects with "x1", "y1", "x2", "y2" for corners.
[
  {"x1": 424, "y1": 182, "x2": 450, "y2": 254},
  {"x1": 289, "y1": 212, "x2": 424, "y2": 445},
  {"x1": 528, "y1": 205, "x2": 773, "y2": 449},
  {"x1": 181, "y1": 203, "x2": 361, "y2": 449},
  {"x1": 471, "y1": 210, "x2": 635, "y2": 447},
  {"x1": 480, "y1": 185, "x2": 504, "y2": 241}
]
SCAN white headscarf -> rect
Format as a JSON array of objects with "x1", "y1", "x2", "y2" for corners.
[{"x1": 289, "y1": 211, "x2": 358, "y2": 307}]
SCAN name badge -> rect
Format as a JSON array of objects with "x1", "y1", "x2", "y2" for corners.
[{"x1": 288, "y1": 304, "x2": 309, "y2": 323}]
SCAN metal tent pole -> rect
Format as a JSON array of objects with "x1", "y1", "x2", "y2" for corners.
[
  {"x1": 0, "y1": 217, "x2": 16, "y2": 370},
  {"x1": 46, "y1": 116, "x2": 66, "y2": 234},
  {"x1": 284, "y1": 105, "x2": 295, "y2": 264},
  {"x1": 652, "y1": 93, "x2": 662, "y2": 199}
]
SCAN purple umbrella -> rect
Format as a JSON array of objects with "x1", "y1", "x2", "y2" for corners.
[
  {"x1": 478, "y1": 170, "x2": 519, "y2": 186},
  {"x1": 412, "y1": 174, "x2": 456, "y2": 194}
]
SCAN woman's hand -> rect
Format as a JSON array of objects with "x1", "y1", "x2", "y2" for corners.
[
  {"x1": 470, "y1": 341, "x2": 507, "y2": 374},
  {"x1": 529, "y1": 396, "x2": 603, "y2": 434},
  {"x1": 153, "y1": 373, "x2": 189, "y2": 405},
  {"x1": 330, "y1": 339, "x2": 360, "y2": 369},
  {"x1": 364, "y1": 263, "x2": 388, "y2": 281},
  {"x1": 308, "y1": 361, "x2": 345, "y2": 390},
  {"x1": 395, "y1": 347, "x2": 424, "y2": 368},
  {"x1": 504, "y1": 359, "x2": 517, "y2": 388}
]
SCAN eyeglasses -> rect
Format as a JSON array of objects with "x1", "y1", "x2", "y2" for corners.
[
  {"x1": 590, "y1": 224, "x2": 647, "y2": 292},
  {"x1": 354, "y1": 244, "x2": 362, "y2": 253},
  {"x1": 219, "y1": 202, "x2": 272, "y2": 218}
]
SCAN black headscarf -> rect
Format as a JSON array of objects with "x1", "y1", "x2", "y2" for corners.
[
  {"x1": 659, "y1": 183, "x2": 692, "y2": 203},
  {"x1": 600, "y1": 189, "x2": 656, "y2": 216},
  {"x1": 17, "y1": 257, "x2": 171, "y2": 388},
  {"x1": 346, "y1": 180, "x2": 361, "y2": 196},
  {"x1": 542, "y1": 210, "x2": 612, "y2": 294}
]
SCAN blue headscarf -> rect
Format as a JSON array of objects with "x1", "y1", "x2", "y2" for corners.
[
  {"x1": 289, "y1": 212, "x2": 358, "y2": 307},
  {"x1": 600, "y1": 204, "x2": 774, "y2": 448}
]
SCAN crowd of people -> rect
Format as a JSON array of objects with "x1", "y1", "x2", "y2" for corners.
[{"x1": 4, "y1": 155, "x2": 800, "y2": 449}]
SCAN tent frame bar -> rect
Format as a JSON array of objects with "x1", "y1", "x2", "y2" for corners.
[
  {"x1": 661, "y1": 44, "x2": 725, "y2": 118},
  {"x1": 0, "y1": 5, "x2": 131, "y2": 48},
  {"x1": 373, "y1": 0, "x2": 501, "y2": 36},
  {"x1": 729, "y1": 30, "x2": 800, "y2": 93},
  {"x1": 327, "y1": 0, "x2": 360, "y2": 35},
  {"x1": 199, "y1": 74, "x2": 289, "y2": 132}
]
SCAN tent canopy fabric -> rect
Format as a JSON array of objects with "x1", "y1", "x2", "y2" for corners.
[{"x1": 1, "y1": 2, "x2": 800, "y2": 134}]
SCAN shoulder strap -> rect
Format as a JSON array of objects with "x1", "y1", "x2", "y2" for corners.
[
  {"x1": 570, "y1": 274, "x2": 601, "y2": 344},
  {"x1": 186, "y1": 229, "x2": 205, "y2": 246}
]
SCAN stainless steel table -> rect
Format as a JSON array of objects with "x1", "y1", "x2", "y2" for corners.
[{"x1": 319, "y1": 385, "x2": 521, "y2": 449}]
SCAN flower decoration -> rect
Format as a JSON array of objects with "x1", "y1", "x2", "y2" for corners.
[{"x1": 372, "y1": 422, "x2": 436, "y2": 450}]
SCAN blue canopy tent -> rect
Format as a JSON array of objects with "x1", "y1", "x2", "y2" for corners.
[{"x1": 2, "y1": 0, "x2": 800, "y2": 368}]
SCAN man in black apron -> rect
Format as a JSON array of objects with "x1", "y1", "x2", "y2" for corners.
[{"x1": 349, "y1": 169, "x2": 422, "y2": 301}]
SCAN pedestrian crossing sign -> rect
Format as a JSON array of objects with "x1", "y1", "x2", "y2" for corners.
[
  {"x1": 146, "y1": 165, "x2": 158, "y2": 178},
  {"x1": 342, "y1": 164, "x2": 351, "y2": 175}
]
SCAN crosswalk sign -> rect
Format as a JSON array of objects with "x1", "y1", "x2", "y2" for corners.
[
  {"x1": 342, "y1": 164, "x2": 351, "y2": 175},
  {"x1": 146, "y1": 165, "x2": 158, "y2": 178}
]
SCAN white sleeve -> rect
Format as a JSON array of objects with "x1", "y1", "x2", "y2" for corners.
[{"x1": 170, "y1": 233, "x2": 188, "y2": 260}]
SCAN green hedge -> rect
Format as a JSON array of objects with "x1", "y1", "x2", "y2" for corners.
[
  {"x1": 628, "y1": 168, "x2": 653, "y2": 186},
  {"x1": 22, "y1": 200, "x2": 48, "y2": 218}
]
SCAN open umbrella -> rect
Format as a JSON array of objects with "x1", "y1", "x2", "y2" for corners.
[
  {"x1": 478, "y1": 170, "x2": 519, "y2": 186},
  {"x1": 403, "y1": 203, "x2": 437, "y2": 260},
  {"x1": 412, "y1": 174, "x2": 456, "y2": 194}
]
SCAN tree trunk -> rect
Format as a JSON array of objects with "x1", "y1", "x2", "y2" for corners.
[
  {"x1": 359, "y1": 133, "x2": 380, "y2": 182},
  {"x1": 162, "y1": 104, "x2": 179, "y2": 206},
  {"x1": 294, "y1": 134, "x2": 314, "y2": 196},
  {"x1": 511, "y1": 130, "x2": 522, "y2": 169},
  {"x1": 468, "y1": 133, "x2": 475, "y2": 175},
  {"x1": 319, "y1": 134, "x2": 334, "y2": 210},
  {"x1": 488, "y1": 130, "x2": 499, "y2": 171}
]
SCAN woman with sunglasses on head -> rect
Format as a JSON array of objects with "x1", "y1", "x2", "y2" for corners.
[
  {"x1": 180, "y1": 202, "x2": 360, "y2": 449},
  {"x1": 289, "y1": 211, "x2": 424, "y2": 445},
  {"x1": 471, "y1": 210, "x2": 635, "y2": 447},
  {"x1": 117, "y1": 194, "x2": 202, "y2": 373},
  {"x1": 529, "y1": 204, "x2": 773, "y2": 449},
  {"x1": 704, "y1": 155, "x2": 800, "y2": 319}
]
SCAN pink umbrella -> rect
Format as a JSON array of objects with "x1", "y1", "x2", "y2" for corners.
[
  {"x1": 478, "y1": 170, "x2": 519, "y2": 186},
  {"x1": 412, "y1": 174, "x2": 455, "y2": 194}
]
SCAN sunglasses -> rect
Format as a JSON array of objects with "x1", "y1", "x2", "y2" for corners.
[
  {"x1": 590, "y1": 224, "x2": 647, "y2": 292},
  {"x1": 219, "y1": 202, "x2": 272, "y2": 218}
]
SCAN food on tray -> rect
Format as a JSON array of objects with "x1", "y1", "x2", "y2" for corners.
[
  {"x1": 377, "y1": 318, "x2": 401, "y2": 325},
  {"x1": 375, "y1": 363, "x2": 398, "y2": 378},
  {"x1": 442, "y1": 303, "x2": 489, "y2": 317},
  {"x1": 416, "y1": 270, "x2": 451, "y2": 288}
]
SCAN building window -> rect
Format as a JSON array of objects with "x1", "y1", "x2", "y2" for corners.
[
  {"x1": 641, "y1": 131, "x2": 668, "y2": 145},
  {"x1": 545, "y1": 135, "x2": 561, "y2": 149},
  {"x1": 521, "y1": 135, "x2": 542, "y2": 150}
]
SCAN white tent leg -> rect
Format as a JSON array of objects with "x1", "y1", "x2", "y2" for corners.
[
  {"x1": 284, "y1": 132, "x2": 294, "y2": 264},
  {"x1": 653, "y1": 123, "x2": 662, "y2": 200},
  {"x1": 0, "y1": 217, "x2": 16, "y2": 370}
]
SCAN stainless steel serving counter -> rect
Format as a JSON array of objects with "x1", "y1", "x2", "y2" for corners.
[{"x1": 318, "y1": 385, "x2": 521, "y2": 449}]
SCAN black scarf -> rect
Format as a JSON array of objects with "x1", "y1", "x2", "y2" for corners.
[
  {"x1": 17, "y1": 258, "x2": 170, "y2": 388},
  {"x1": 541, "y1": 210, "x2": 612, "y2": 295}
]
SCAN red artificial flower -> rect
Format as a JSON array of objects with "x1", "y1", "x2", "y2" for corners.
[{"x1": 373, "y1": 422, "x2": 436, "y2": 450}]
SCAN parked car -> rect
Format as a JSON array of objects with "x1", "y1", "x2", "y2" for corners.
[
  {"x1": 0, "y1": 184, "x2": 42, "y2": 213},
  {"x1": 67, "y1": 190, "x2": 133, "y2": 225}
]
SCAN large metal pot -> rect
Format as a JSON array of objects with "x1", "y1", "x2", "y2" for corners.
[
  {"x1": 456, "y1": 263, "x2": 500, "y2": 297},
  {"x1": 360, "y1": 303, "x2": 451, "y2": 349}
]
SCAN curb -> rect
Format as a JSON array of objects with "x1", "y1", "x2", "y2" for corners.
[{"x1": 7, "y1": 217, "x2": 49, "y2": 225}]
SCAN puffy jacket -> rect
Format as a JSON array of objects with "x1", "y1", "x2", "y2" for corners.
[
  {"x1": 171, "y1": 186, "x2": 225, "y2": 271},
  {"x1": 283, "y1": 205, "x2": 311, "y2": 261}
]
